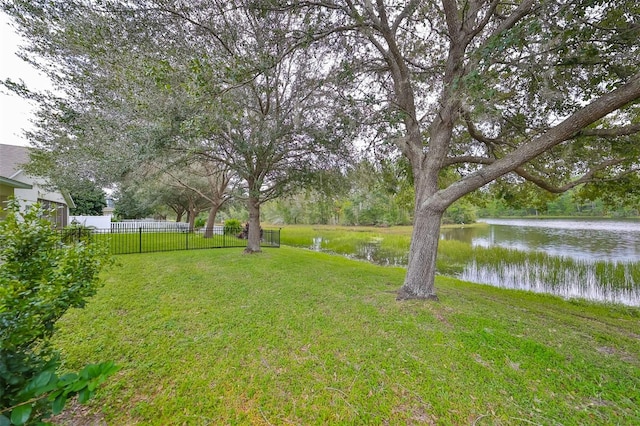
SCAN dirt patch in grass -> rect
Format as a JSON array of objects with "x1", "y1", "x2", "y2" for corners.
[{"x1": 46, "y1": 399, "x2": 106, "y2": 426}]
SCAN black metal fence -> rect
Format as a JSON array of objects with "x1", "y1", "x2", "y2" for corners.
[{"x1": 61, "y1": 226, "x2": 280, "y2": 255}]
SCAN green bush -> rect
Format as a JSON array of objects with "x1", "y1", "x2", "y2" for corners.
[
  {"x1": 443, "y1": 200, "x2": 477, "y2": 224},
  {"x1": 224, "y1": 219, "x2": 243, "y2": 236},
  {"x1": 0, "y1": 200, "x2": 117, "y2": 425},
  {"x1": 61, "y1": 223, "x2": 95, "y2": 244},
  {"x1": 194, "y1": 216, "x2": 207, "y2": 229}
]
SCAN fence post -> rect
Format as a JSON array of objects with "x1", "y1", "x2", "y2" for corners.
[
  {"x1": 139, "y1": 227, "x2": 142, "y2": 253},
  {"x1": 186, "y1": 229, "x2": 189, "y2": 250}
]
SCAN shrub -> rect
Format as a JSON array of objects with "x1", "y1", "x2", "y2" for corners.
[
  {"x1": 443, "y1": 200, "x2": 477, "y2": 224},
  {"x1": 0, "y1": 200, "x2": 117, "y2": 425},
  {"x1": 61, "y1": 223, "x2": 95, "y2": 244},
  {"x1": 194, "y1": 216, "x2": 207, "y2": 229},
  {"x1": 224, "y1": 219, "x2": 242, "y2": 236}
]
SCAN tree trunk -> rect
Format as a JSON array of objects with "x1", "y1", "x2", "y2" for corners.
[
  {"x1": 203, "y1": 204, "x2": 220, "y2": 238},
  {"x1": 188, "y1": 208, "x2": 196, "y2": 231},
  {"x1": 245, "y1": 196, "x2": 261, "y2": 253},
  {"x1": 397, "y1": 206, "x2": 444, "y2": 301}
]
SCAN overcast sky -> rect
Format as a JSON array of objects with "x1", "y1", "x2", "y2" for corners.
[{"x1": 0, "y1": 13, "x2": 52, "y2": 147}]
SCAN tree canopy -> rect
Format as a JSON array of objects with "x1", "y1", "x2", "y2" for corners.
[
  {"x1": 3, "y1": 0, "x2": 354, "y2": 252},
  {"x1": 68, "y1": 179, "x2": 107, "y2": 216}
]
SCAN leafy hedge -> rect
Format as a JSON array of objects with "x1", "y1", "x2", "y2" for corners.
[{"x1": 0, "y1": 200, "x2": 117, "y2": 425}]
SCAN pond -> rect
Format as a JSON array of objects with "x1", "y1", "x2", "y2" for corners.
[{"x1": 440, "y1": 218, "x2": 640, "y2": 262}]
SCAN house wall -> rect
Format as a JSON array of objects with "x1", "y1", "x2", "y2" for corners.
[
  {"x1": 0, "y1": 184, "x2": 12, "y2": 198},
  {"x1": 0, "y1": 184, "x2": 11, "y2": 219},
  {"x1": 1, "y1": 145, "x2": 72, "y2": 226},
  {"x1": 12, "y1": 173, "x2": 70, "y2": 227}
]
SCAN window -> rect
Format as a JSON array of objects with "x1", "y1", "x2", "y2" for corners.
[{"x1": 38, "y1": 199, "x2": 68, "y2": 228}]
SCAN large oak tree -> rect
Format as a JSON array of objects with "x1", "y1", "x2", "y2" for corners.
[{"x1": 288, "y1": 0, "x2": 640, "y2": 299}]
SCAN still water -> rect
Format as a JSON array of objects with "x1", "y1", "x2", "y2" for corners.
[{"x1": 440, "y1": 218, "x2": 640, "y2": 262}]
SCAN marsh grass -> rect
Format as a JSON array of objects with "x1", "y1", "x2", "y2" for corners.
[
  {"x1": 461, "y1": 250, "x2": 640, "y2": 305},
  {"x1": 280, "y1": 224, "x2": 413, "y2": 257},
  {"x1": 52, "y1": 247, "x2": 640, "y2": 424}
]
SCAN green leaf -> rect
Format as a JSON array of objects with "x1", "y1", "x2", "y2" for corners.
[
  {"x1": 10, "y1": 404, "x2": 32, "y2": 426},
  {"x1": 0, "y1": 414, "x2": 11, "y2": 426},
  {"x1": 80, "y1": 363, "x2": 100, "y2": 379},
  {"x1": 70, "y1": 379, "x2": 89, "y2": 392},
  {"x1": 52, "y1": 393, "x2": 67, "y2": 415},
  {"x1": 57, "y1": 373, "x2": 78, "y2": 385},
  {"x1": 33, "y1": 371, "x2": 54, "y2": 389},
  {"x1": 77, "y1": 387, "x2": 93, "y2": 404}
]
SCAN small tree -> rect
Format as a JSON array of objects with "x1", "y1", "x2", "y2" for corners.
[
  {"x1": 0, "y1": 200, "x2": 116, "y2": 425},
  {"x1": 69, "y1": 179, "x2": 107, "y2": 216}
]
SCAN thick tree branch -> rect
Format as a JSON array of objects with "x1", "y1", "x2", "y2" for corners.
[
  {"x1": 432, "y1": 72, "x2": 640, "y2": 209},
  {"x1": 486, "y1": 0, "x2": 535, "y2": 41},
  {"x1": 443, "y1": 155, "x2": 493, "y2": 166},
  {"x1": 514, "y1": 159, "x2": 625, "y2": 194},
  {"x1": 442, "y1": 0, "x2": 462, "y2": 42},
  {"x1": 464, "y1": 113, "x2": 502, "y2": 146},
  {"x1": 578, "y1": 123, "x2": 640, "y2": 138}
]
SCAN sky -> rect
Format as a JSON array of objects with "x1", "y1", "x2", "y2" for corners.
[{"x1": 0, "y1": 13, "x2": 52, "y2": 147}]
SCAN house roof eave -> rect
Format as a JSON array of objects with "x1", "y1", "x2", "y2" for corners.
[{"x1": 0, "y1": 176, "x2": 33, "y2": 189}]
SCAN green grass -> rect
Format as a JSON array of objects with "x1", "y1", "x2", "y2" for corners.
[{"x1": 52, "y1": 247, "x2": 640, "y2": 424}]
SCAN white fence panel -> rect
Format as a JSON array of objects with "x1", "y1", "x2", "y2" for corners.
[
  {"x1": 70, "y1": 215, "x2": 112, "y2": 229},
  {"x1": 110, "y1": 221, "x2": 191, "y2": 233}
]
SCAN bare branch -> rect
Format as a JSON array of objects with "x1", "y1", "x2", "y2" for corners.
[
  {"x1": 461, "y1": 0, "x2": 499, "y2": 46},
  {"x1": 391, "y1": 0, "x2": 420, "y2": 35}
]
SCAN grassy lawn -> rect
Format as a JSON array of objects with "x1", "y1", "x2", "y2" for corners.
[{"x1": 52, "y1": 246, "x2": 640, "y2": 425}]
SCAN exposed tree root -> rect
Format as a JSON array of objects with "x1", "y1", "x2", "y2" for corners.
[{"x1": 396, "y1": 287, "x2": 439, "y2": 301}]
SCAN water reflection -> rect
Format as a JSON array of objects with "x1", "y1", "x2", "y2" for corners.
[
  {"x1": 460, "y1": 260, "x2": 640, "y2": 306},
  {"x1": 356, "y1": 240, "x2": 408, "y2": 266},
  {"x1": 441, "y1": 219, "x2": 640, "y2": 262}
]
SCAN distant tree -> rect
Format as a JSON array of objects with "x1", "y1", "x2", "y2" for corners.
[
  {"x1": 155, "y1": 159, "x2": 234, "y2": 235},
  {"x1": 69, "y1": 180, "x2": 107, "y2": 216},
  {"x1": 113, "y1": 186, "x2": 154, "y2": 220}
]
